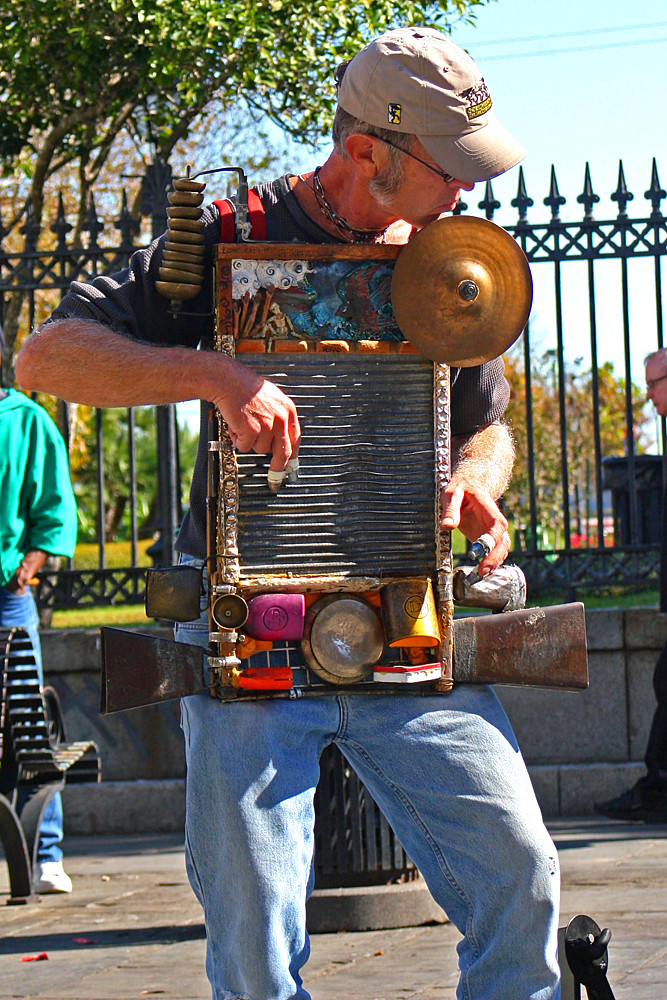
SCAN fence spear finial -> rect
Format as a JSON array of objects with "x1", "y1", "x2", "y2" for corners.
[
  {"x1": 83, "y1": 194, "x2": 105, "y2": 249},
  {"x1": 51, "y1": 193, "x2": 73, "y2": 249},
  {"x1": 611, "y1": 160, "x2": 633, "y2": 219},
  {"x1": 478, "y1": 179, "x2": 500, "y2": 220},
  {"x1": 115, "y1": 189, "x2": 140, "y2": 251},
  {"x1": 511, "y1": 166, "x2": 533, "y2": 224},
  {"x1": 20, "y1": 200, "x2": 41, "y2": 251},
  {"x1": 544, "y1": 165, "x2": 566, "y2": 223},
  {"x1": 645, "y1": 158, "x2": 666, "y2": 219},
  {"x1": 577, "y1": 163, "x2": 599, "y2": 221}
]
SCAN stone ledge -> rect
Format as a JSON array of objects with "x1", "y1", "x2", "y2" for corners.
[
  {"x1": 40, "y1": 623, "x2": 172, "y2": 673},
  {"x1": 557, "y1": 761, "x2": 646, "y2": 816},
  {"x1": 59, "y1": 762, "x2": 651, "y2": 841},
  {"x1": 527, "y1": 765, "x2": 560, "y2": 816},
  {"x1": 63, "y1": 778, "x2": 185, "y2": 835},
  {"x1": 499, "y1": 652, "x2": 628, "y2": 765},
  {"x1": 623, "y1": 607, "x2": 667, "y2": 649},
  {"x1": 584, "y1": 608, "x2": 623, "y2": 651}
]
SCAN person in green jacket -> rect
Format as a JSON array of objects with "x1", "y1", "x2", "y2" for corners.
[{"x1": 0, "y1": 326, "x2": 77, "y2": 892}]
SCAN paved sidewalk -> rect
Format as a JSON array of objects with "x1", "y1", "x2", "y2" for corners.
[{"x1": 1, "y1": 819, "x2": 665, "y2": 999}]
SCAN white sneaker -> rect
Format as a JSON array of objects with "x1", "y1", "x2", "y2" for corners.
[{"x1": 33, "y1": 860, "x2": 73, "y2": 894}]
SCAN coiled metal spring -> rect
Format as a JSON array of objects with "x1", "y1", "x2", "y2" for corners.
[{"x1": 156, "y1": 168, "x2": 206, "y2": 307}]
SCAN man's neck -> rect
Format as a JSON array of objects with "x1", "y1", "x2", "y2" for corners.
[{"x1": 291, "y1": 152, "x2": 406, "y2": 241}]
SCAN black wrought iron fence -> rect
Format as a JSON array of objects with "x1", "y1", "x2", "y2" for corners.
[
  {"x1": 474, "y1": 160, "x2": 666, "y2": 598},
  {"x1": 1, "y1": 157, "x2": 665, "y2": 609}
]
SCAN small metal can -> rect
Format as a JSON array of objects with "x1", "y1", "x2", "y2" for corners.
[{"x1": 380, "y1": 578, "x2": 441, "y2": 648}]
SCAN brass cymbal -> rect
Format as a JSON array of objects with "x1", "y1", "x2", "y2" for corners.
[{"x1": 390, "y1": 215, "x2": 532, "y2": 366}]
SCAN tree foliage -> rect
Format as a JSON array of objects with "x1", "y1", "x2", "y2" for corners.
[
  {"x1": 0, "y1": 0, "x2": 489, "y2": 227},
  {"x1": 0, "y1": 0, "x2": 491, "y2": 376}
]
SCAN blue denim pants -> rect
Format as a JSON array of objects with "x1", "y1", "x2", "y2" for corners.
[
  {"x1": 0, "y1": 586, "x2": 64, "y2": 863},
  {"x1": 176, "y1": 561, "x2": 560, "y2": 1000}
]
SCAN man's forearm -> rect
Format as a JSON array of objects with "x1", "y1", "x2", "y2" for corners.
[
  {"x1": 16, "y1": 319, "x2": 225, "y2": 408},
  {"x1": 451, "y1": 423, "x2": 514, "y2": 500},
  {"x1": 17, "y1": 318, "x2": 301, "y2": 464}
]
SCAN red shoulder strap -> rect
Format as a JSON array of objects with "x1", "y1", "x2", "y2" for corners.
[
  {"x1": 212, "y1": 189, "x2": 266, "y2": 242},
  {"x1": 213, "y1": 197, "x2": 235, "y2": 242},
  {"x1": 248, "y1": 189, "x2": 267, "y2": 241}
]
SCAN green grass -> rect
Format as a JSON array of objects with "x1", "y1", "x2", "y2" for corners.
[
  {"x1": 51, "y1": 604, "x2": 150, "y2": 630},
  {"x1": 50, "y1": 530, "x2": 657, "y2": 628},
  {"x1": 49, "y1": 586, "x2": 661, "y2": 631},
  {"x1": 528, "y1": 587, "x2": 660, "y2": 610},
  {"x1": 72, "y1": 538, "x2": 154, "y2": 569}
]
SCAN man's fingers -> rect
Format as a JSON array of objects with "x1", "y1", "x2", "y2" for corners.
[
  {"x1": 228, "y1": 423, "x2": 259, "y2": 453},
  {"x1": 288, "y1": 408, "x2": 301, "y2": 455},
  {"x1": 216, "y1": 370, "x2": 300, "y2": 456},
  {"x1": 227, "y1": 413, "x2": 300, "y2": 493},
  {"x1": 478, "y1": 530, "x2": 512, "y2": 576},
  {"x1": 266, "y1": 423, "x2": 293, "y2": 469},
  {"x1": 231, "y1": 420, "x2": 291, "y2": 458},
  {"x1": 440, "y1": 484, "x2": 464, "y2": 528},
  {"x1": 267, "y1": 456, "x2": 300, "y2": 493}
]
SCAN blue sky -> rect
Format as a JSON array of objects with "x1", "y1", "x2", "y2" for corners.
[
  {"x1": 448, "y1": 1, "x2": 667, "y2": 411},
  {"x1": 286, "y1": 0, "x2": 667, "y2": 363},
  {"x1": 448, "y1": 0, "x2": 667, "y2": 225},
  {"x1": 282, "y1": 0, "x2": 667, "y2": 225}
]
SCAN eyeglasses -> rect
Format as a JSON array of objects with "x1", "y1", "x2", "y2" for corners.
[
  {"x1": 646, "y1": 373, "x2": 667, "y2": 391},
  {"x1": 377, "y1": 137, "x2": 456, "y2": 184}
]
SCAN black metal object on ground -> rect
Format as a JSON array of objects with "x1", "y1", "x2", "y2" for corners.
[{"x1": 565, "y1": 913, "x2": 617, "y2": 999}]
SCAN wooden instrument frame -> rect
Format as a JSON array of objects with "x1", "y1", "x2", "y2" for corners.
[{"x1": 208, "y1": 242, "x2": 454, "y2": 693}]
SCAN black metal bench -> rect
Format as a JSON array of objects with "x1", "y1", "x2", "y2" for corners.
[{"x1": 0, "y1": 627, "x2": 101, "y2": 903}]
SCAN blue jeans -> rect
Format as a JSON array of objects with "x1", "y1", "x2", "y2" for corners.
[
  {"x1": 176, "y1": 559, "x2": 560, "y2": 1000},
  {"x1": 0, "y1": 587, "x2": 64, "y2": 863}
]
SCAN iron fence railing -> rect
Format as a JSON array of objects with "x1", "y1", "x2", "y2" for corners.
[
  {"x1": 1, "y1": 158, "x2": 665, "y2": 608},
  {"x1": 466, "y1": 160, "x2": 666, "y2": 597}
]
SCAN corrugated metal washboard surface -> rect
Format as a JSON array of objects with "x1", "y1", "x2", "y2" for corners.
[{"x1": 236, "y1": 353, "x2": 436, "y2": 577}]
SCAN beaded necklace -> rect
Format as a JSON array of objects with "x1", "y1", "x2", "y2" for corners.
[{"x1": 310, "y1": 167, "x2": 388, "y2": 244}]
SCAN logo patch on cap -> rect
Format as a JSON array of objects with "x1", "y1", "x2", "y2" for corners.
[
  {"x1": 388, "y1": 103, "x2": 402, "y2": 125},
  {"x1": 460, "y1": 80, "x2": 492, "y2": 121}
]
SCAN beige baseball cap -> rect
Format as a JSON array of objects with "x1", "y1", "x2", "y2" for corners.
[{"x1": 337, "y1": 26, "x2": 525, "y2": 183}]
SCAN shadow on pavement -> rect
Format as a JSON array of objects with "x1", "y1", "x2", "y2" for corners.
[{"x1": 0, "y1": 923, "x2": 205, "y2": 955}]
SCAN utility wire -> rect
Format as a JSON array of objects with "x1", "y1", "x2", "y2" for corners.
[
  {"x1": 479, "y1": 36, "x2": 667, "y2": 61},
  {"x1": 461, "y1": 20, "x2": 667, "y2": 48}
]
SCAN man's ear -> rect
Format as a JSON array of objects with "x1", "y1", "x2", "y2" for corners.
[{"x1": 343, "y1": 133, "x2": 386, "y2": 178}]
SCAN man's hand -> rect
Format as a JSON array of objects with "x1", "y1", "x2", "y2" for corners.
[
  {"x1": 210, "y1": 360, "x2": 301, "y2": 475},
  {"x1": 6, "y1": 550, "x2": 48, "y2": 595},
  {"x1": 441, "y1": 475, "x2": 511, "y2": 576}
]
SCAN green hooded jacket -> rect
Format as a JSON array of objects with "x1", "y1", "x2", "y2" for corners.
[{"x1": 0, "y1": 389, "x2": 77, "y2": 587}]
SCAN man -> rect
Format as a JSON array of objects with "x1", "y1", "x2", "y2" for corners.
[
  {"x1": 595, "y1": 348, "x2": 667, "y2": 823},
  {"x1": 17, "y1": 28, "x2": 561, "y2": 999},
  {"x1": 0, "y1": 324, "x2": 78, "y2": 893}
]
